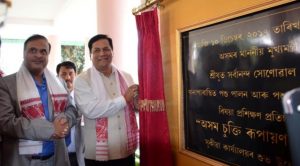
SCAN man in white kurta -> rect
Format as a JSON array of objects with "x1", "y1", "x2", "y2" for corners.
[{"x1": 74, "y1": 34, "x2": 138, "y2": 166}]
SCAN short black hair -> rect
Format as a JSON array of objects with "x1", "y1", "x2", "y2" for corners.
[
  {"x1": 24, "y1": 34, "x2": 51, "y2": 52},
  {"x1": 88, "y1": 34, "x2": 113, "y2": 54},
  {"x1": 56, "y1": 61, "x2": 77, "y2": 74}
]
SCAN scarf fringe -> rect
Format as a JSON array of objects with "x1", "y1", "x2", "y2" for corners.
[{"x1": 138, "y1": 99, "x2": 165, "y2": 112}]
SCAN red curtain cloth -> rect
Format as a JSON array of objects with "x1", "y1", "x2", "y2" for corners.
[{"x1": 135, "y1": 8, "x2": 173, "y2": 166}]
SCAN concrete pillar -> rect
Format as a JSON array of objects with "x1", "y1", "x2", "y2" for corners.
[
  {"x1": 96, "y1": 0, "x2": 139, "y2": 82},
  {"x1": 47, "y1": 35, "x2": 61, "y2": 73}
]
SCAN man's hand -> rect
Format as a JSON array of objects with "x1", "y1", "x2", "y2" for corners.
[
  {"x1": 123, "y1": 84, "x2": 139, "y2": 103},
  {"x1": 51, "y1": 117, "x2": 69, "y2": 139}
]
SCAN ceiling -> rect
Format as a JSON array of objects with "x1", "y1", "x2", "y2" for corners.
[
  {"x1": 1, "y1": 0, "x2": 97, "y2": 40},
  {"x1": 6, "y1": 0, "x2": 69, "y2": 25}
]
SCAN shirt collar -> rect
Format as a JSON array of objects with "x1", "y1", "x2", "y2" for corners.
[
  {"x1": 99, "y1": 66, "x2": 116, "y2": 77},
  {"x1": 33, "y1": 73, "x2": 46, "y2": 87}
]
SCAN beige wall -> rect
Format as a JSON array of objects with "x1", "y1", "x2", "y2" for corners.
[
  {"x1": 96, "y1": 0, "x2": 139, "y2": 82},
  {"x1": 158, "y1": 0, "x2": 294, "y2": 165}
]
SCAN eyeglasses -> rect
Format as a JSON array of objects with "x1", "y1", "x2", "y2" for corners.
[{"x1": 92, "y1": 47, "x2": 112, "y2": 54}]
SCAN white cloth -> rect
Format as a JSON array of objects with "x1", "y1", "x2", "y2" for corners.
[
  {"x1": 17, "y1": 64, "x2": 67, "y2": 155},
  {"x1": 98, "y1": 71, "x2": 128, "y2": 160}
]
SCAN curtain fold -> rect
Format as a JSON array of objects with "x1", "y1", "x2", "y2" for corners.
[{"x1": 135, "y1": 8, "x2": 173, "y2": 166}]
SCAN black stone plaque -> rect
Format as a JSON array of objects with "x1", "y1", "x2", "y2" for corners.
[{"x1": 182, "y1": 2, "x2": 300, "y2": 165}]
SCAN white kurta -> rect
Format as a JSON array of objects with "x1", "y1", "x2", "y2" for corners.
[{"x1": 74, "y1": 67, "x2": 135, "y2": 160}]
